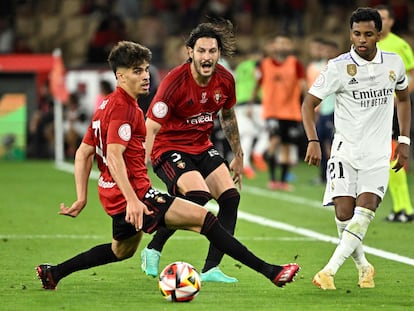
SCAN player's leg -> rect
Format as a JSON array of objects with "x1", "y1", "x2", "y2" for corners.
[
  {"x1": 387, "y1": 160, "x2": 414, "y2": 222},
  {"x1": 165, "y1": 197, "x2": 300, "y2": 287},
  {"x1": 202, "y1": 162, "x2": 240, "y2": 282},
  {"x1": 141, "y1": 152, "x2": 210, "y2": 277},
  {"x1": 37, "y1": 214, "x2": 143, "y2": 290},
  {"x1": 313, "y1": 161, "x2": 384, "y2": 289},
  {"x1": 251, "y1": 104, "x2": 268, "y2": 172},
  {"x1": 235, "y1": 104, "x2": 256, "y2": 178},
  {"x1": 142, "y1": 151, "x2": 214, "y2": 276}
]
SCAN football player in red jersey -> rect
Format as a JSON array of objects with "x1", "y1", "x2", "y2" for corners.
[
  {"x1": 36, "y1": 40, "x2": 300, "y2": 291},
  {"x1": 142, "y1": 20, "x2": 244, "y2": 283}
]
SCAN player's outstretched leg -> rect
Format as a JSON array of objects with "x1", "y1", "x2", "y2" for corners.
[
  {"x1": 141, "y1": 247, "x2": 161, "y2": 277},
  {"x1": 37, "y1": 264, "x2": 58, "y2": 290}
]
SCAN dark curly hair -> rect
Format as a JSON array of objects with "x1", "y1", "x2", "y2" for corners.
[{"x1": 185, "y1": 19, "x2": 237, "y2": 57}]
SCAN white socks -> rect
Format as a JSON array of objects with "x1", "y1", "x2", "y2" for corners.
[{"x1": 324, "y1": 206, "x2": 375, "y2": 275}]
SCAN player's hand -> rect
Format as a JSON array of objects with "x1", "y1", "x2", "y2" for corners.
[
  {"x1": 125, "y1": 199, "x2": 153, "y2": 231},
  {"x1": 230, "y1": 156, "x2": 243, "y2": 190},
  {"x1": 304, "y1": 142, "x2": 322, "y2": 167},
  {"x1": 392, "y1": 143, "x2": 410, "y2": 172},
  {"x1": 59, "y1": 200, "x2": 86, "y2": 218}
]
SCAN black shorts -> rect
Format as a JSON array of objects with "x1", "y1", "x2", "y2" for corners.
[
  {"x1": 111, "y1": 188, "x2": 175, "y2": 240},
  {"x1": 266, "y1": 118, "x2": 302, "y2": 144},
  {"x1": 153, "y1": 147, "x2": 226, "y2": 196}
]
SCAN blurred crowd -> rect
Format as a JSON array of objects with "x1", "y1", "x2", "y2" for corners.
[
  {"x1": 1, "y1": 0, "x2": 412, "y2": 69},
  {"x1": 1, "y1": 1, "x2": 414, "y2": 189}
]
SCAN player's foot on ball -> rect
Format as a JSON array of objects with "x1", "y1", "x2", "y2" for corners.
[
  {"x1": 141, "y1": 247, "x2": 160, "y2": 277},
  {"x1": 272, "y1": 263, "x2": 300, "y2": 287},
  {"x1": 312, "y1": 270, "x2": 336, "y2": 290},
  {"x1": 200, "y1": 267, "x2": 238, "y2": 283},
  {"x1": 358, "y1": 264, "x2": 375, "y2": 288},
  {"x1": 37, "y1": 264, "x2": 58, "y2": 290}
]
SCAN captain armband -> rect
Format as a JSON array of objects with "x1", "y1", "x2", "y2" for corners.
[{"x1": 398, "y1": 136, "x2": 411, "y2": 146}]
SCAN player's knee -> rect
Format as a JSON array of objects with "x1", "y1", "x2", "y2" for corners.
[
  {"x1": 217, "y1": 188, "x2": 240, "y2": 211},
  {"x1": 185, "y1": 190, "x2": 212, "y2": 206}
]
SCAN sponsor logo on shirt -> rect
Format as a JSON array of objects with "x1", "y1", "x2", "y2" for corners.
[
  {"x1": 352, "y1": 88, "x2": 394, "y2": 108},
  {"x1": 377, "y1": 186, "x2": 385, "y2": 194},
  {"x1": 186, "y1": 112, "x2": 214, "y2": 125},
  {"x1": 348, "y1": 77, "x2": 358, "y2": 85}
]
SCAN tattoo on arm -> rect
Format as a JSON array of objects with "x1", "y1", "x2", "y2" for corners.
[{"x1": 219, "y1": 108, "x2": 243, "y2": 158}]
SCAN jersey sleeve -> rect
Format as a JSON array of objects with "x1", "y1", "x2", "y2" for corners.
[
  {"x1": 223, "y1": 72, "x2": 237, "y2": 109},
  {"x1": 146, "y1": 74, "x2": 173, "y2": 125},
  {"x1": 308, "y1": 60, "x2": 341, "y2": 100},
  {"x1": 395, "y1": 56, "x2": 409, "y2": 91}
]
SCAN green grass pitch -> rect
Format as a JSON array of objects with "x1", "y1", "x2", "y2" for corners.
[{"x1": 1, "y1": 160, "x2": 413, "y2": 310}]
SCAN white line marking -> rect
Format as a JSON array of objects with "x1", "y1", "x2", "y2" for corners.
[{"x1": 55, "y1": 162, "x2": 414, "y2": 267}]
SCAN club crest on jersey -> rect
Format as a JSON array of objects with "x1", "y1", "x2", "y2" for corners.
[
  {"x1": 200, "y1": 92, "x2": 208, "y2": 104},
  {"x1": 214, "y1": 89, "x2": 222, "y2": 103},
  {"x1": 389, "y1": 71, "x2": 396, "y2": 82},
  {"x1": 347, "y1": 64, "x2": 357, "y2": 76},
  {"x1": 176, "y1": 161, "x2": 186, "y2": 169}
]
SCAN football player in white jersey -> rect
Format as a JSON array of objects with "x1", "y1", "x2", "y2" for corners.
[{"x1": 302, "y1": 7, "x2": 411, "y2": 290}]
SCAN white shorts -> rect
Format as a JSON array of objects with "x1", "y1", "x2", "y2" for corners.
[{"x1": 323, "y1": 156, "x2": 390, "y2": 206}]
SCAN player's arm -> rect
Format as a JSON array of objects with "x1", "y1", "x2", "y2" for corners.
[
  {"x1": 145, "y1": 118, "x2": 162, "y2": 164},
  {"x1": 59, "y1": 142, "x2": 94, "y2": 217},
  {"x1": 393, "y1": 87, "x2": 411, "y2": 171},
  {"x1": 302, "y1": 93, "x2": 322, "y2": 166},
  {"x1": 106, "y1": 143, "x2": 152, "y2": 230},
  {"x1": 219, "y1": 107, "x2": 244, "y2": 187}
]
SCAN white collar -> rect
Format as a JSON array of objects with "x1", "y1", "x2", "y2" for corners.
[{"x1": 350, "y1": 45, "x2": 382, "y2": 66}]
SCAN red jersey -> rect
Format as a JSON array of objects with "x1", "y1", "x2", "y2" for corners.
[
  {"x1": 83, "y1": 87, "x2": 151, "y2": 216},
  {"x1": 146, "y1": 62, "x2": 236, "y2": 162}
]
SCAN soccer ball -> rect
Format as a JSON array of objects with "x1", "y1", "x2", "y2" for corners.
[{"x1": 158, "y1": 261, "x2": 201, "y2": 302}]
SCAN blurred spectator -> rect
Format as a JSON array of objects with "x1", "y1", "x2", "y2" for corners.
[
  {"x1": 63, "y1": 92, "x2": 89, "y2": 159},
  {"x1": 234, "y1": 48, "x2": 268, "y2": 179},
  {"x1": 87, "y1": 14, "x2": 126, "y2": 64},
  {"x1": 0, "y1": 15, "x2": 14, "y2": 53},
  {"x1": 94, "y1": 79, "x2": 114, "y2": 113},
  {"x1": 27, "y1": 81, "x2": 55, "y2": 159},
  {"x1": 279, "y1": 0, "x2": 306, "y2": 37},
  {"x1": 115, "y1": 0, "x2": 142, "y2": 19},
  {"x1": 252, "y1": 34, "x2": 306, "y2": 191}
]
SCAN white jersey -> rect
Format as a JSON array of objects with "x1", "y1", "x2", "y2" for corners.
[{"x1": 309, "y1": 47, "x2": 408, "y2": 169}]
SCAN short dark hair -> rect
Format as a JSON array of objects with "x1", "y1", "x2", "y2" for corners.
[
  {"x1": 350, "y1": 7, "x2": 382, "y2": 32},
  {"x1": 107, "y1": 41, "x2": 152, "y2": 75},
  {"x1": 185, "y1": 19, "x2": 236, "y2": 57}
]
